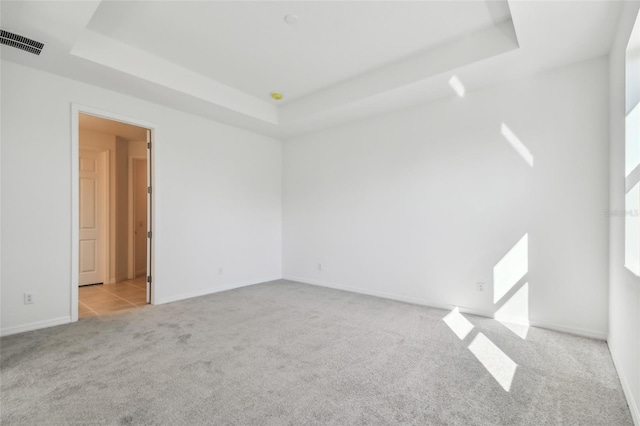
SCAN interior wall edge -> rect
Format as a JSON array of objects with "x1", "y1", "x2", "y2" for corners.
[
  {"x1": 610, "y1": 343, "x2": 640, "y2": 426},
  {"x1": 608, "y1": 2, "x2": 640, "y2": 424},
  {"x1": 154, "y1": 275, "x2": 283, "y2": 305},
  {"x1": 283, "y1": 276, "x2": 608, "y2": 341}
]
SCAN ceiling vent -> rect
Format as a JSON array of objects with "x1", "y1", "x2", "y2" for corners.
[{"x1": 0, "y1": 30, "x2": 44, "y2": 55}]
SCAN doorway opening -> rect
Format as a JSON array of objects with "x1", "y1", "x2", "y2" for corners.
[{"x1": 74, "y1": 111, "x2": 153, "y2": 319}]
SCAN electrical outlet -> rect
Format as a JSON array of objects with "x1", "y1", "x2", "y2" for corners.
[
  {"x1": 318, "y1": 263, "x2": 323, "y2": 271},
  {"x1": 477, "y1": 282, "x2": 485, "y2": 292},
  {"x1": 24, "y1": 292, "x2": 34, "y2": 304}
]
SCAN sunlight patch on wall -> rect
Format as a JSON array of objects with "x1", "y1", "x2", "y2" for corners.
[
  {"x1": 625, "y1": 103, "x2": 640, "y2": 276},
  {"x1": 448, "y1": 75, "x2": 465, "y2": 98},
  {"x1": 501, "y1": 123, "x2": 533, "y2": 167},
  {"x1": 443, "y1": 307, "x2": 474, "y2": 340},
  {"x1": 625, "y1": 183, "x2": 640, "y2": 275},
  {"x1": 625, "y1": 103, "x2": 640, "y2": 176},
  {"x1": 468, "y1": 333, "x2": 518, "y2": 391},
  {"x1": 493, "y1": 234, "x2": 528, "y2": 303},
  {"x1": 494, "y1": 283, "x2": 529, "y2": 339}
]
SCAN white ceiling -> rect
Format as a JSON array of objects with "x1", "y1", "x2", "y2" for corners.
[
  {"x1": 0, "y1": 1, "x2": 623, "y2": 139},
  {"x1": 87, "y1": 1, "x2": 511, "y2": 103},
  {"x1": 80, "y1": 113, "x2": 148, "y2": 141}
]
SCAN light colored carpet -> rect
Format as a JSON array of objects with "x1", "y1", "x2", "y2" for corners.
[{"x1": 0, "y1": 280, "x2": 633, "y2": 425}]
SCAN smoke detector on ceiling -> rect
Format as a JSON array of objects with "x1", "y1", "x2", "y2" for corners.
[
  {"x1": 284, "y1": 15, "x2": 299, "y2": 25},
  {"x1": 0, "y1": 29, "x2": 44, "y2": 55}
]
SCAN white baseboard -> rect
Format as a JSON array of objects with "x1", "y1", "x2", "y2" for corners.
[
  {"x1": 610, "y1": 345, "x2": 640, "y2": 426},
  {"x1": 526, "y1": 320, "x2": 607, "y2": 341},
  {"x1": 0, "y1": 277, "x2": 283, "y2": 336},
  {"x1": 283, "y1": 275, "x2": 607, "y2": 340},
  {"x1": 155, "y1": 275, "x2": 282, "y2": 305},
  {"x1": 1, "y1": 316, "x2": 71, "y2": 337}
]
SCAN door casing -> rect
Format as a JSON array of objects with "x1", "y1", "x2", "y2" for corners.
[{"x1": 71, "y1": 104, "x2": 156, "y2": 322}]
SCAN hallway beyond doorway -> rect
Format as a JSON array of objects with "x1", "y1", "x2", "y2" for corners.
[
  {"x1": 79, "y1": 277, "x2": 148, "y2": 318},
  {"x1": 76, "y1": 110, "x2": 153, "y2": 319}
]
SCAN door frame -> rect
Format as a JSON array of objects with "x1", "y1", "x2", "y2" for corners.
[{"x1": 71, "y1": 104, "x2": 157, "y2": 322}]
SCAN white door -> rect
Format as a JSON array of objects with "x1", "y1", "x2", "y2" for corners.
[{"x1": 79, "y1": 149, "x2": 105, "y2": 286}]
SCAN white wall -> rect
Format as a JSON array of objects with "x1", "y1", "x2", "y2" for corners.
[
  {"x1": 0, "y1": 60, "x2": 282, "y2": 335},
  {"x1": 609, "y1": 2, "x2": 640, "y2": 424},
  {"x1": 283, "y1": 56, "x2": 610, "y2": 338}
]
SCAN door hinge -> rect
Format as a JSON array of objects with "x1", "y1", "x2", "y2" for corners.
[
  {"x1": 147, "y1": 231, "x2": 152, "y2": 238},
  {"x1": 147, "y1": 186, "x2": 152, "y2": 194},
  {"x1": 147, "y1": 275, "x2": 152, "y2": 283},
  {"x1": 147, "y1": 141, "x2": 152, "y2": 149}
]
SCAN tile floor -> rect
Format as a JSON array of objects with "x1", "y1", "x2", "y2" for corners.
[{"x1": 79, "y1": 276, "x2": 148, "y2": 318}]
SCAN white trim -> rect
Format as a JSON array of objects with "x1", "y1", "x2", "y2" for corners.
[
  {"x1": 610, "y1": 345, "x2": 640, "y2": 426},
  {"x1": 282, "y1": 275, "x2": 608, "y2": 340},
  {"x1": 146, "y1": 130, "x2": 152, "y2": 304},
  {"x1": 1, "y1": 316, "x2": 71, "y2": 337},
  {"x1": 155, "y1": 276, "x2": 282, "y2": 305},
  {"x1": 71, "y1": 103, "x2": 157, "y2": 322},
  {"x1": 149, "y1": 132, "x2": 156, "y2": 305},
  {"x1": 527, "y1": 320, "x2": 608, "y2": 341},
  {"x1": 71, "y1": 107, "x2": 80, "y2": 321}
]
